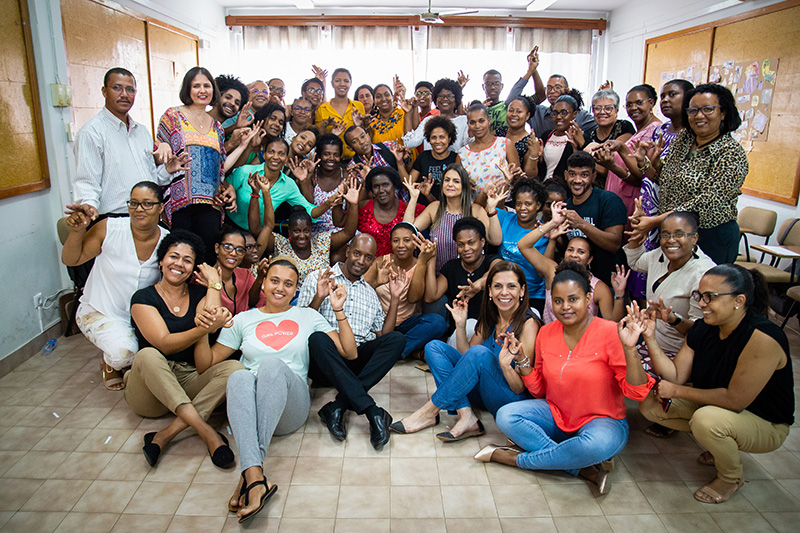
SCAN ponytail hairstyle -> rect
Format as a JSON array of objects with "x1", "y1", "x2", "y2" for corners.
[
  {"x1": 265, "y1": 257, "x2": 300, "y2": 285},
  {"x1": 628, "y1": 83, "x2": 658, "y2": 104},
  {"x1": 704, "y1": 264, "x2": 769, "y2": 316},
  {"x1": 556, "y1": 89, "x2": 584, "y2": 110},
  {"x1": 475, "y1": 261, "x2": 535, "y2": 341}
]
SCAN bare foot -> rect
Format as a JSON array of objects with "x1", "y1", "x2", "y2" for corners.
[
  {"x1": 445, "y1": 413, "x2": 481, "y2": 439},
  {"x1": 394, "y1": 407, "x2": 439, "y2": 433},
  {"x1": 229, "y1": 475, "x2": 244, "y2": 511}
]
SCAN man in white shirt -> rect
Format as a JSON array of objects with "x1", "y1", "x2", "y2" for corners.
[{"x1": 69, "y1": 67, "x2": 187, "y2": 220}]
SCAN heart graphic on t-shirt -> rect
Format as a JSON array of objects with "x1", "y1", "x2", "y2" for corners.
[{"x1": 255, "y1": 320, "x2": 299, "y2": 351}]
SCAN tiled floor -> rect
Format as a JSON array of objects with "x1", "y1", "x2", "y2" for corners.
[{"x1": 0, "y1": 320, "x2": 799, "y2": 533}]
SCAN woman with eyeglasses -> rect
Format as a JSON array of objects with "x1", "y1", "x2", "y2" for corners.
[
  {"x1": 62, "y1": 181, "x2": 169, "y2": 390},
  {"x1": 628, "y1": 84, "x2": 748, "y2": 264},
  {"x1": 285, "y1": 97, "x2": 314, "y2": 144},
  {"x1": 527, "y1": 92, "x2": 586, "y2": 188},
  {"x1": 209, "y1": 227, "x2": 266, "y2": 316},
  {"x1": 624, "y1": 211, "x2": 715, "y2": 437},
  {"x1": 315, "y1": 68, "x2": 366, "y2": 159},
  {"x1": 582, "y1": 89, "x2": 634, "y2": 188},
  {"x1": 302, "y1": 78, "x2": 326, "y2": 119},
  {"x1": 637, "y1": 264, "x2": 794, "y2": 504}
]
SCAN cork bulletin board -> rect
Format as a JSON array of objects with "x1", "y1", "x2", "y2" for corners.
[
  {"x1": 0, "y1": 0, "x2": 50, "y2": 200},
  {"x1": 643, "y1": 0, "x2": 800, "y2": 205}
]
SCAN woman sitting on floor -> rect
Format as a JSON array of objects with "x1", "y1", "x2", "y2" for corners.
[
  {"x1": 478, "y1": 263, "x2": 654, "y2": 495},
  {"x1": 637, "y1": 264, "x2": 794, "y2": 504},
  {"x1": 390, "y1": 261, "x2": 540, "y2": 442},
  {"x1": 126, "y1": 230, "x2": 242, "y2": 468},
  {"x1": 196, "y1": 259, "x2": 357, "y2": 522}
]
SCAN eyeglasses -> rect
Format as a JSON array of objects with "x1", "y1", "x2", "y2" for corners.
[
  {"x1": 436, "y1": 93, "x2": 455, "y2": 100},
  {"x1": 415, "y1": 90, "x2": 431, "y2": 97},
  {"x1": 293, "y1": 105, "x2": 311, "y2": 113},
  {"x1": 592, "y1": 105, "x2": 616, "y2": 113},
  {"x1": 551, "y1": 109, "x2": 572, "y2": 118},
  {"x1": 251, "y1": 88, "x2": 269, "y2": 95},
  {"x1": 126, "y1": 200, "x2": 160, "y2": 211},
  {"x1": 691, "y1": 290, "x2": 737, "y2": 303},
  {"x1": 484, "y1": 81, "x2": 502, "y2": 88},
  {"x1": 269, "y1": 86, "x2": 285, "y2": 94},
  {"x1": 546, "y1": 84, "x2": 564, "y2": 92},
  {"x1": 305, "y1": 88, "x2": 324, "y2": 95},
  {"x1": 687, "y1": 105, "x2": 720, "y2": 117},
  {"x1": 220, "y1": 242, "x2": 245, "y2": 255},
  {"x1": 660, "y1": 231, "x2": 696, "y2": 241},
  {"x1": 109, "y1": 84, "x2": 136, "y2": 95}
]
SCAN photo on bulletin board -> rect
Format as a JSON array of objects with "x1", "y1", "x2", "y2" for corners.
[{"x1": 709, "y1": 57, "x2": 779, "y2": 144}]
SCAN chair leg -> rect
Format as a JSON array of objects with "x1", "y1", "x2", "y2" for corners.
[
  {"x1": 743, "y1": 234, "x2": 751, "y2": 262},
  {"x1": 781, "y1": 300, "x2": 798, "y2": 329}
]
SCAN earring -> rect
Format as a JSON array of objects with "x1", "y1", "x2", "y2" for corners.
[{"x1": 735, "y1": 306, "x2": 740, "y2": 309}]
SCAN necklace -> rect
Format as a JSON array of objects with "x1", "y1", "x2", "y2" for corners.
[{"x1": 157, "y1": 282, "x2": 187, "y2": 314}]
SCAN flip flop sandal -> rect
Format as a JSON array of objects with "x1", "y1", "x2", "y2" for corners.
[
  {"x1": 697, "y1": 451, "x2": 716, "y2": 466},
  {"x1": 238, "y1": 477, "x2": 278, "y2": 523},
  {"x1": 436, "y1": 419, "x2": 485, "y2": 442},
  {"x1": 101, "y1": 362, "x2": 124, "y2": 391},
  {"x1": 693, "y1": 479, "x2": 744, "y2": 504}
]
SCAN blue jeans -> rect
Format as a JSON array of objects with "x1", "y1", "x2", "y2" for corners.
[
  {"x1": 396, "y1": 313, "x2": 447, "y2": 359},
  {"x1": 496, "y1": 399, "x2": 629, "y2": 476},
  {"x1": 426, "y1": 340, "x2": 529, "y2": 416}
]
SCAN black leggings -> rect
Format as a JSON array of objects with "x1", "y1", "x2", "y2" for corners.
[{"x1": 170, "y1": 204, "x2": 222, "y2": 265}]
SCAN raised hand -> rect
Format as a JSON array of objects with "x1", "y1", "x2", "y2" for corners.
[
  {"x1": 495, "y1": 160, "x2": 512, "y2": 182},
  {"x1": 152, "y1": 142, "x2": 172, "y2": 165},
  {"x1": 563, "y1": 209, "x2": 585, "y2": 230},
  {"x1": 375, "y1": 255, "x2": 395, "y2": 286},
  {"x1": 329, "y1": 281, "x2": 348, "y2": 310},
  {"x1": 647, "y1": 297, "x2": 674, "y2": 323},
  {"x1": 287, "y1": 156, "x2": 309, "y2": 182},
  {"x1": 196, "y1": 263, "x2": 222, "y2": 287},
  {"x1": 611, "y1": 265, "x2": 630, "y2": 298},
  {"x1": 648, "y1": 134, "x2": 665, "y2": 162},
  {"x1": 331, "y1": 119, "x2": 347, "y2": 137},
  {"x1": 509, "y1": 162, "x2": 525, "y2": 181},
  {"x1": 498, "y1": 332, "x2": 524, "y2": 370},
  {"x1": 550, "y1": 200, "x2": 567, "y2": 226},
  {"x1": 566, "y1": 120, "x2": 585, "y2": 148},
  {"x1": 551, "y1": 220, "x2": 571, "y2": 238},
  {"x1": 400, "y1": 96, "x2": 416, "y2": 113},
  {"x1": 618, "y1": 308, "x2": 646, "y2": 348},
  {"x1": 256, "y1": 258, "x2": 270, "y2": 278},
  {"x1": 214, "y1": 182, "x2": 236, "y2": 212},
  {"x1": 486, "y1": 181, "x2": 510, "y2": 211},
  {"x1": 388, "y1": 143, "x2": 407, "y2": 165},
  {"x1": 456, "y1": 70, "x2": 470, "y2": 88},
  {"x1": 343, "y1": 179, "x2": 362, "y2": 205},
  {"x1": 456, "y1": 279, "x2": 481, "y2": 302},
  {"x1": 311, "y1": 64, "x2": 328, "y2": 82},
  {"x1": 235, "y1": 101, "x2": 255, "y2": 129},
  {"x1": 250, "y1": 126, "x2": 267, "y2": 149},
  {"x1": 240, "y1": 121, "x2": 264, "y2": 147},
  {"x1": 630, "y1": 196, "x2": 645, "y2": 223},
  {"x1": 388, "y1": 268, "x2": 409, "y2": 299},
  {"x1": 64, "y1": 203, "x2": 96, "y2": 231},
  {"x1": 352, "y1": 109, "x2": 365, "y2": 128},
  {"x1": 445, "y1": 298, "x2": 469, "y2": 327},
  {"x1": 526, "y1": 46, "x2": 540, "y2": 76},
  {"x1": 413, "y1": 234, "x2": 437, "y2": 263},
  {"x1": 316, "y1": 267, "x2": 333, "y2": 300},
  {"x1": 591, "y1": 144, "x2": 615, "y2": 167},
  {"x1": 598, "y1": 79, "x2": 614, "y2": 91},
  {"x1": 418, "y1": 175, "x2": 434, "y2": 197},
  {"x1": 164, "y1": 151, "x2": 190, "y2": 174},
  {"x1": 527, "y1": 136, "x2": 542, "y2": 159},
  {"x1": 402, "y1": 176, "x2": 421, "y2": 201}
]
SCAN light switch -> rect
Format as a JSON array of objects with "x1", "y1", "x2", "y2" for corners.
[{"x1": 50, "y1": 83, "x2": 72, "y2": 107}]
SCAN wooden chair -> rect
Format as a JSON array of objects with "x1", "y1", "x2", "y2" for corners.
[
  {"x1": 735, "y1": 218, "x2": 800, "y2": 285},
  {"x1": 736, "y1": 206, "x2": 777, "y2": 262}
]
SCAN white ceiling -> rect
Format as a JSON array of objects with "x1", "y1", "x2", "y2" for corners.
[{"x1": 218, "y1": 1, "x2": 632, "y2": 15}]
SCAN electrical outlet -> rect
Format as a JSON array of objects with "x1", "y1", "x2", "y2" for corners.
[{"x1": 33, "y1": 293, "x2": 43, "y2": 309}]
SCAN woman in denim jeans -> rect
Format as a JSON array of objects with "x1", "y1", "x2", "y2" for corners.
[
  {"x1": 389, "y1": 261, "x2": 540, "y2": 441},
  {"x1": 476, "y1": 263, "x2": 654, "y2": 494}
]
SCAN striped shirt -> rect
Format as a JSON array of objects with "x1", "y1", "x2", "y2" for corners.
[{"x1": 73, "y1": 107, "x2": 173, "y2": 214}]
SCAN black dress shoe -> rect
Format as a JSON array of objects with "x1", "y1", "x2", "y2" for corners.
[
  {"x1": 318, "y1": 402, "x2": 347, "y2": 441},
  {"x1": 368, "y1": 408, "x2": 393, "y2": 450}
]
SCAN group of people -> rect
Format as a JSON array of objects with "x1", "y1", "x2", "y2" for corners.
[{"x1": 59, "y1": 49, "x2": 794, "y2": 522}]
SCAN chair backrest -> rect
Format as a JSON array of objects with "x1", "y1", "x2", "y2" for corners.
[
  {"x1": 778, "y1": 218, "x2": 800, "y2": 246},
  {"x1": 56, "y1": 217, "x2": 71, "y2": 245},
  {"x1": 737, "y1": 206, "x2": 777, "y2": 237}
]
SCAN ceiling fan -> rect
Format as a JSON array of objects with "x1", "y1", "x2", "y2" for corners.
[{"x1": 412, "y1": 1, "x2": 478, "y2": 24}]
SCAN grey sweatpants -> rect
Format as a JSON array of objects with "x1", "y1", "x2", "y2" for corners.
[{"x1": 226, "y1": 357, "x2": 311, "y2": 472}]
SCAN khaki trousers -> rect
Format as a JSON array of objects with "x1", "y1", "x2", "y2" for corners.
[
  {"x1": 639, "y1": 393, "x2": 789, "y2": 483},
  {"x1": 124, "y1": 347, "x2": 243, "y2": 419}
]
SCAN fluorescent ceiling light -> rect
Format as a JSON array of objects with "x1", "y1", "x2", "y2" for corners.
[
  {"x1": 294, "y1": 0, "x2": 315, "y2": 9},
  {"x1": 527, "y1": 0, "x2": 559, "y2": 11}
]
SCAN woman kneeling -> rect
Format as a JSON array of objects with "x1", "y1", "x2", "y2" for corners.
[
  {"x1": 638, "y1": 264, "x2": 794, "y2": 503},
  {"x1": 479, "y1": 263, "x2": 653, "y2": 494}
]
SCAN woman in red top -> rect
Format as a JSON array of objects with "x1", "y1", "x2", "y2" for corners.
[
  {"x1": 358, "y1": 167, "x2": 424, "y2": 257},
  {"x1": 475, "y1": 263, "x2": 653, "y2": 494}
]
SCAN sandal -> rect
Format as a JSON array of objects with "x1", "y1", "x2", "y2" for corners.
[
  {"x1": 101, "y1": 362, "x2": 124, "y2": 391},
  {"x1": 644, "y1": 423, "x2": 676, "y2": 438},
  {"x1": 694, "y1": 478, "x2": 744, "y2": 504},
  {"x1": 697, "y1": 451, "x2": 716, "y2": 466},
  {"x1": 228, "y1": 473, "x2": 245, "y2": 512},
  {"x1": 238, "y1": 476, "x2": 277, "y2": 523}
]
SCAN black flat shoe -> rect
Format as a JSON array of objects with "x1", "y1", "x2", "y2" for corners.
[
  {"x1": 211, "y1": 432, "x2": 235, "y2": 469},
  {"x1": 319, "y1": 402, "x2": 347, "y2": 441},
  {"x1": 389, "y1": 414, "x2": 440, "y2": 434},
  {"x1": 142, "y1": 432, "x2": 161, "y2": 467},
  {"x1": 436, "y1": 419, "x2": 486, "y2": 442},
  {"x1": 368, "y1": 408, "x2": 393, "y2": 450}
]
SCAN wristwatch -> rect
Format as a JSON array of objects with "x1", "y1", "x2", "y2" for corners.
[
  {"x1": 208, "y1": 282, "x2": 223, "y2": 291},
  {"x1": 669, "y1": 312, "x2": 683, "y2": 327}
]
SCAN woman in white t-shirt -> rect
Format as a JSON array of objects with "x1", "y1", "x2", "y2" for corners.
[{"x1": 197, "y1": 259, "x2": 357, "y2": 523}]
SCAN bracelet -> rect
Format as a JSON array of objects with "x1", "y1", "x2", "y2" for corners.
[
  {"x1": 332, "y1": 308, "x2": 344, "y2": 312},
  {"x1": 638, "y1": 156, "x2": 651, "y2": 173},
  {"x1": 528, "y1": 156, "x2": 539, "y2": 161},
  {"x1": 624, "y1": 169, "x2": 632, "y2": 180},
  {"x1": 487, "y1": 210, "x2": 498, "y2": 217},
  {"x1": 250, "y1": 193, "x2": 260, "y2": 199},
  {"x1": 514, "y1": 357, "x2": 531, "y2": 369},
  {"x1": 336, "y1": 317, "x2": 348, "y2": 322},
  {"x1": 614, "y1": 295, "x2": 624, "y2": 300}
]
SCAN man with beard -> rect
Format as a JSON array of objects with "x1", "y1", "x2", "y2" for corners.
[
  {"x1": 300, "y1": 234, "x2": 405, "y2": 450},
  {"x1": 210, "y1": 74, "x2": 250, "y2": 142}
]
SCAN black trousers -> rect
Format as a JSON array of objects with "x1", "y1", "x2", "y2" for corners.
[
  {"x1": 170, "y1": 204, "x2": 222, "y2": 265},
  {"x1": 308, "y1": 331, "x2": 405, "y2": 414},
  {"x1": 698, "y1": 220, "x2": 740, "y2": 265}
]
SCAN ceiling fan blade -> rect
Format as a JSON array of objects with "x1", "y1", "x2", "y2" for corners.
[{"x1": 440, "y1": 10, "x2": 479, "y2": 16}]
